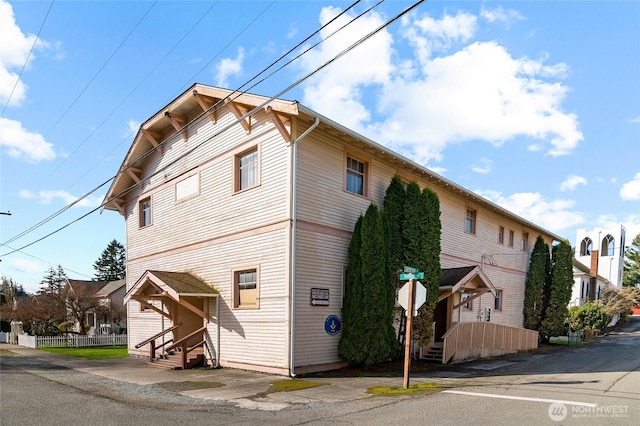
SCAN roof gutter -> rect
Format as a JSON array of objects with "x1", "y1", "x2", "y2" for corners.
[{"x1": 289, "y1": 115, "x2": 320, "y2": 377}]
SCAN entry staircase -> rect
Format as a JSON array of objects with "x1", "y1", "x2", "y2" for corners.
[{"x1": 135, "y1": 324, "x2": 206, "y2": 370}]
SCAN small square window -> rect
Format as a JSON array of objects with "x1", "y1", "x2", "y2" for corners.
[
  {"x1": 234, "y1": 269, "x2": 258, "y2": 308},
  {"x1": 465, "y1": 208, "x2": 476, "y2": 234},
  {"x1": 498, "y1": 226, "x2": 504, "y2": 244},
  {"x1": 235, "y1": 148, "x2": 259, "y2": 192},
  {"x1": 139, "y1": 197, "x2": 151, "y2": 227},
  {"x1": 494, "y1": 289, "x2": 503, "y2": 311},
  {"x1": 508, "y1": 230, "x2": 514, "y2": 247},
  {"x1": 346, "y1": 156, "x2": 366, "y2": 196}
]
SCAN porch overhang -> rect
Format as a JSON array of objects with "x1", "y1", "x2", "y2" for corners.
[
  {"x1": 437, "y1": 266, "x2": 497, "y2": 309},
  {"x1": 124, "y1": 270, "x2": 218, "y2": 320}
]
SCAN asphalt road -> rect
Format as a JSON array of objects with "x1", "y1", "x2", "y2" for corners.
[{"x1": 2, "y1": 317, "x2": 639, "y2": 425}]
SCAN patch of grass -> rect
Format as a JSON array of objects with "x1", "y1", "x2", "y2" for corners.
[
  {"x1": 368, "y1": 381, "x2": 440, "y2": 396},
  {"x1": 38, "y1": 346, "x2": 129, "y2": 360},
  {"x1": 155, "y1": 381, "x2": 224, "y2": 392},
  {"x1": 0, "y1": 349, "x2": 17, "y2": 356},
  {"x1": 266, "y1": 379, "x2": 329, "y2": 393}
]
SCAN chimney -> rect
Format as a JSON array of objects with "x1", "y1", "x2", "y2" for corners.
[{"x1": 590, "y1": 250, "x2": 599, "y2": 276}]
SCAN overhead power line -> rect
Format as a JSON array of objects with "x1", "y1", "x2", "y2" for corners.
[
  {"x1": 1, "y1": 0, "x2": 367, "y2": 249},
  {"x1": 1, "y1": 0, "x2": 424, "y2": 258}
]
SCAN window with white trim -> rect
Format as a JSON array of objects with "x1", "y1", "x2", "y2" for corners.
[{"x1": 461, "y1": 293, "x2": 472, "y2": 310}]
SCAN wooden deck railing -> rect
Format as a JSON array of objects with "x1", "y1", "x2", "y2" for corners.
[
  {"x1": 442, "y1": 322, "x2": 538, "y2": 364},
  {"x1": 164, "y1": 326, "x2": 207, "y2": 369}
]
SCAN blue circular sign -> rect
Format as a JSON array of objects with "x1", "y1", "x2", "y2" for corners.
[{"x1": 324, "y1": 315, "x2": 341, "y2": 335}]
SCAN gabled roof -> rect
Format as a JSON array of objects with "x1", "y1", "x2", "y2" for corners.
[
  {"x1": 94, "y1": 279, "x2": 126, "y2": 298},
  {"x1": 123, "y1": 270, "x2": 218, "y2": 305},
  {"x1": 572, "y1": 259, "x2": 609, "y2": 283},
  {"x1": 67, "y1": 279, "x2": 108, "y2": 297},
  {"x1": 103, "y1": 83, "x2": 564, "y2": 242},
  {"x1": 438, "y1": 266, "x2": 497, "y2": 296}
]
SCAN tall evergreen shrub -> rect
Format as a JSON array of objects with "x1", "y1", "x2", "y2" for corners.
[
  {"x1": 540, "y1": 240, "x2": 574, "y2": 339},
  {"x1": 523, "y1": 236, "x2": 550, "y2": 330}
]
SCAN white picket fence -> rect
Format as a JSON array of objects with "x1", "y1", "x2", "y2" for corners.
[{"x1": 17, "y1": 334, "x2": 127, "y2": 348}]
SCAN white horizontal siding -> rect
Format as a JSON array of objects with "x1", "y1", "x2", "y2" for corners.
[{"x1": 127, "y1": 226, "x2": 290, "y2": 368}]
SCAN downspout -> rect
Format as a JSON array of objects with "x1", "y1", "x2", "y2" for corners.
[{"x1": 289, "y1": 116, "x2": 320, "y2": 377}]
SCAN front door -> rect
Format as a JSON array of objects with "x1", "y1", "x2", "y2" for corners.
[{"x1": 434, "y1": 299, "x2": 448, "y2": 341}]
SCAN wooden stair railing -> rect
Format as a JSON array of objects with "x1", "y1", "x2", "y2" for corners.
[
  {"x1": 164, "y1": 326, "x2": 207, "y2": 369},
  {"x1": 134, "y1": 324, "x2": 181, "y2": 361}
]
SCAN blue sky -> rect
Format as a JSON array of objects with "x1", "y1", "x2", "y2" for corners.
[{"x1": 1, "y1": 0, "x2": 639, "y2": 293}]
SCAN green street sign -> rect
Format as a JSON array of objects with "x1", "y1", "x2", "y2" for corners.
[
  {"x1": 403, "y1": 266, "x2": 421, "y2": 273},
  {"x1": 400, "y1": 272, "x2": 424, "y2": 281}
]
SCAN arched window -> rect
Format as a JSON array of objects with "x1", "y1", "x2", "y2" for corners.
[
  {"x1": 580, "y1": 237, "x2": 593, "y2": 256},
  {"x1": 601, "y1": 235, "x2": 614, "y2": 256}
]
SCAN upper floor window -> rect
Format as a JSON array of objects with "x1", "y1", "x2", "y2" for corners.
[
  {"x1": 508, "y1": 230, "x2": 514, "y2": 247},
  {"x1": 465, "y1": 208, "x2": 476, "y2": 234},
  {"x1": 235, "y1": 148, "x2": 259, "y2": 192},
  {"x1": 580, "y1": 237, "x2": 593, "y2": 256},
  {"x1": 139, "y1": 197, "x2": 151, "y2": 227},
  {"x1": 601, "y1": 234, "x2": 615, "y2": 256},
  {"x1": 521, "y1": 232, "x2": 529, "y2": 252},
  {"x1": 498, "y1": 226, "x2": 505, "y2": 244},
  {"x1": 234, "y1": 269, "x2": 258, "y2": 309},
  {"x1": 346, "y1": 156, "x2": 366, "y2": 196}
]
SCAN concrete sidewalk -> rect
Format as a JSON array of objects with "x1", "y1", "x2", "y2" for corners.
[{"x1": 1, "y1": 343, "x2": 441, "y2": 411}]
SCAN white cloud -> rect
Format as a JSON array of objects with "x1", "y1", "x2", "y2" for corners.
[
  {"x1": 19, "y1": 189, "x2": 103, "y2": 207},
  {"x1": 0, "y1": 117, "x2": 56, "y2": 162},
  {"x1": 127, "y1": 119, "x2": 141, "y2": 136},
  {"x1": 471, "y1": 157, "x2": 492, "y2": 174},
  {"x1": 9, "y1": 257, "x2": 44, "y2": 274},
  {"x1": 299, "y1": 6, "x2": 393, "y2": 130},
  {"x1": 0, "y1": 0, "x2": 52, "y2": 107},
  {"x1": 560, "y1": 174, "x2": 587, "y2": 191},
  {"x1": 480, "y1": 5, "x2": 525, "y2": 27},
  {"x1": 630, "y1": 116, "x2": 640, "y2": 124},
  {"x1": 214, "y1": 47, "x2": 245, "y2": 87},
  {"x1": 298, "y1": 8, "x2": 583, "y2": 165},
  {"x1": 620, "y1": 172, "x2": 640, "y2": 201},
  {"x1": 476, "y1": 189, "x2": 585, "y2": 233}
]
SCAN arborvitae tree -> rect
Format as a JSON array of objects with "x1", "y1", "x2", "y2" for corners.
[
  {"x1": 412, "y1": 187, "x2": 442, "y2": 345},
  {"x1": 339, "y1": 216, "x2": 365, "y2": 364},
  {"x1": 383, "y1": 175, "x2": 407, "y2": 279},
  {"x1": 402, "y1": 182, "x2": 442, "y2": 345},
  {"x1": 339, "y1": 205, "x2": 397, "y2": 366},
  {"x1": 540, "y1": 240, "x2": 573, "y2": 340},
  {"x1": 93, "y1": 239, "x2": 126, "y2": 281},
  {"x1": 359, "y1": 204, "x2": 396, "y2": 365},
  {"x1": 623, "y1": 233, "x2": 640, "y2": 288},
  {"x1": 523, "y1": 236, "x2": 550, "y2": 330}
]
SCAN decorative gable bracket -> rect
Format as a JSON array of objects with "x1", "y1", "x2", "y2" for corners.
[
  {"x1": 225, "y1": 98, "x2": 251, "y2": 134},
  {"x1": 164, "y1": 111, "x2": 188, "y2": 140},
  {"x1": 192, "y1": 90, "x2": 217, "y2": 123},
  {"x1": 265, "y1": 106, "x2": 291, "y2": 143}
]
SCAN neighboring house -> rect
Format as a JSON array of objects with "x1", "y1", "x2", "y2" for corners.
[
  {"x1": 103, "y1": 84, "x2": 563, "y2": 374},
  {"x1": 569, "y1": 259, "x2": 609, "y2": 308},
  {"x1": 94, "y1": 279, "x2": 127, "y2": 334},
  {"x1": 66, "y1": 279, "x2": 126, "y2": 335}
]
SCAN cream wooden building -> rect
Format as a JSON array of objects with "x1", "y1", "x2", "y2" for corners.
[{"x1": 104, "y1": 84, "x2": 563, "y2": 374}]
